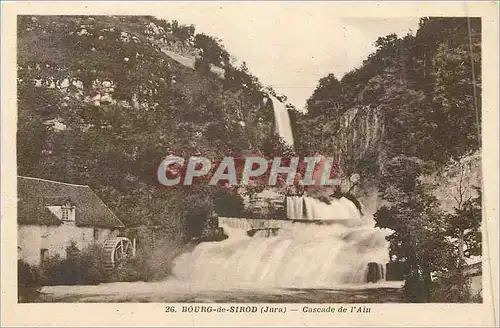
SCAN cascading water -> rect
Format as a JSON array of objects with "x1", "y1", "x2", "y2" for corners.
[
  {"x1": 171, "y1": 94, "x2": 390, "y2": 289},
  {"x1": 286, "y1": 196, "x2": 363, "y2": 224},
  {"x1": 172, "y1": 216, "x2": 390, "y2": 289},
  {"x1": 270, "y1": 97, "x2": 295, "y2": 148},
  {"x1": 40, "y1": 94, "x2": 397, "y2": 302}
]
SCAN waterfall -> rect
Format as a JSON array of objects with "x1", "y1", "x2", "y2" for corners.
[
  {"x1": 172, "y1": 196, "x2": 390, "y2": 288},
  {"x1": 286, "y1": 196, "x2": 363, "y2": 224},
  {"x1": 172, "y1": 220, "x2": 390, "y2": 288},
  {"x1": 169, "y1": 93, "x2": 390, "y2": 289},
  {"x1": 270, "y1": 97, "x2": 294, "y2": 148}
]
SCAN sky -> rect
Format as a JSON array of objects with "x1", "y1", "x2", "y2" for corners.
[{"x1": 158, "y1": 4, "x2": 420, "y2": 110}]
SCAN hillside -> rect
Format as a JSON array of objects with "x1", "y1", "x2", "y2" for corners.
[
  {"x1": 296, "y1": 17, "x2": 481, "y2": 196},
  {"x1": 17, "y1": 15, "x2": 286, "y2": 239}
]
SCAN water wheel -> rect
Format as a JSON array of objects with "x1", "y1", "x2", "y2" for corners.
[{"x1": 103, "y1": 237, "x2": 134, "y2": 271}]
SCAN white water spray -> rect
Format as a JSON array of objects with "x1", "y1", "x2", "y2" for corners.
[
  {"x1": 270, "y1": 97, "x2": 295, "y2": 148},
  {"x1": 286, "y1": 196, "x2": 363, "y2": 224},
  {"x1": 172, "y1": 218, "x2": 390, "y2": 288},
  {"x1": 171, "y1": 93, "x2": 390, "y2": 289}
]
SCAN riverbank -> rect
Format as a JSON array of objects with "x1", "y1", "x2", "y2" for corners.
[{"x1": 31, "y1": 281, "x2": 405, "y2": 303}]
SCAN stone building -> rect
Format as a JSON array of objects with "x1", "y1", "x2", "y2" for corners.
[{"x1": 17, "y1": 176, "x2": 125, "y2": 265}]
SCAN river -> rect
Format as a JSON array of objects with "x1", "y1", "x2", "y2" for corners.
[
  {"x1": 38, "y1": 280, "x2": 404, "y2": 303},
  {"x1": 37, "y1": 219, "x2": 402, "y2": 303}
]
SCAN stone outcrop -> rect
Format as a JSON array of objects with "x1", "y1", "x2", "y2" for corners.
[
  {"x1": 366, "y1": 262, "x2": 385, "y2": 283},
  {"x1": 327, "y1": 106, "x2": 481, "y2": 217},
  {"x1": 320, "y1": 105, "x2": 386, "y2": 215},
  {"x1": 326, "y1": 105, "x2": 386, "y2": 175}
]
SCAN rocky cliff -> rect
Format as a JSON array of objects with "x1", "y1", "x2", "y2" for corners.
[
  {"x1": 299, "y1": 18, "x2": 482, "y2": 217},
  {"x1": 327, "y1": 106, "x2": 481, "y2": 217},
  {"x1": 328, "y1": 105, "x2": 385, "y2": 170},
  {"x1": 314, "y1": 105, "x2": 386, "y2": 214}
]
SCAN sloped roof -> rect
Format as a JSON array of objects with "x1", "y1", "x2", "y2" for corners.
[{"x1": 18, "y1": 176, "x2": 125, "y2": 228}]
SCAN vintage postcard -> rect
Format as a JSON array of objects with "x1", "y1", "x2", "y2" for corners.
[{"x1": 1, "y1": 1, "x2": 499, "y2": 327}]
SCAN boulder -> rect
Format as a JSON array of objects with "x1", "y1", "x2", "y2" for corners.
[{"x1": 366, "y1": 262, "x2": 383, "y2": 283}]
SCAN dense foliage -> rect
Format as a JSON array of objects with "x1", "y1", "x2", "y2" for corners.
[
  {"x1": 17, "y1": 15, "x2": 284, "y2": 240},
  {"x1": 18, "y1": 241, "x2": 174, "y2": 295},
  {"x1": 18, "y1": 242, "x2": 108, "y2": 300},
  {"x1": 299, "y1": 18, "x2": 481, "y2": 165},
  {"x1": 298, "y1": 17, "x2": 482, "y2": 302}
]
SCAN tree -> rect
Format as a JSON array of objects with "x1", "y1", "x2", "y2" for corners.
[
  {"x1": 431, "y1": 39, "x2": 481, "y2": 160},
  {"x1": 171, "y1": 20, "x2": 195, "y2": 41},
  {"x1": 374, "y1": 156, "x2": 454, "y2": 302},
  {"x1": 444, "y1": 181, "x2": 482, "y2": 265},
  {"x1": 306, "y1": 73, "x2": 343, "y2": 118},
  {"x1": 194, "y1": 33, "x2": 230, "y2": 67},
  {"x1": 213, "y1": 186, "x2": 246, "y2": 217}
]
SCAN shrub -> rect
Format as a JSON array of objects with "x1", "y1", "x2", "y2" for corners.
[
  {"x1": 213, "y1": 187, "x2": 245, "y2": 217},
  {"x1": 39, "y1": 242, "x2": 107, "y2": 285},
  {"x1": 18, "y1": 260, "x2": 40, "y2": 288},
  {"x1": 38, "y1": 254, "x2": 65, "y2": 285},
  {"x1": 109, "y1": 252, "x2": 155, "y2": 282},
  {"x1": 430, "y1": 270, "x2": 479, "y2": 303},
  {"x1": 194, "y1": 57, "x2": 210, "y2": 73},
  {"x1": 403, "y1": 275, "x2": 431, "y2": 303},
  {"x1": 18, "y1": 260, "x2": 41, "y2": 302},
  {"x1": 109, "y1": 234, "x2": 190, "y2": 282},
  {"x1": 73, "y1": 243, "x2": 108, "y2": 285}
]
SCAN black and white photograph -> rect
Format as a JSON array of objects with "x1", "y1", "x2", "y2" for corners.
[{"x1": 2, "y1": 1, "x2": 498, "y2": 327}]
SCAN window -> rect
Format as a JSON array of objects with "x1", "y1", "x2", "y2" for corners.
[
  {"x1": 93, "y1": 227, "x2": 99, "y2": 241},
  {"x1": 40, "y1": 248, "x2": 48, "y2": 264},
  {"x1": 61, "y1": 200, "x2": 75, "y2": 222},
  {"x1": 62, "y1": 207, "x2": 69, "y2": 221}
]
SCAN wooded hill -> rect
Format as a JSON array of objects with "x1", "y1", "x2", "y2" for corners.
[
  {"x1": 17, "y1": 15, "x2": 287, "y2": 240},
  {"x1": 296, "y1": 17, "x2": 481, "y2": 169}
]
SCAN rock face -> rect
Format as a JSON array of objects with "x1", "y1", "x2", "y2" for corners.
[
  {"x1": 321, "y1": 105, "x2": 386, "y2": 215},
  {"x1": 327, "y1": 105, "x2": 386, "y2": 175},
  {"x1": 366, "y1": 262, "x2": 385, "y2": 283},
  {"x1": 327, "y1": 105, "x2": 481, "y2": 217},
  {"x1": 385, "y1": 262, "x2": 405, "y2": 281}
]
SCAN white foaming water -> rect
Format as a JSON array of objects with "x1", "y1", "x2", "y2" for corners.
[
  {"x1": 39, "y1": 91, "x2": 399, "y2": 302},
  {"x1": 171, "y1": 93, "x2": 388, "y2": 290},
  {"x1": 270, "y1": 97, "x2": 294, "y2": 148},
  {"x1": 286, "y1": 196, "x2": 363, "y2": 224},
  {"x1": 172, "y1": 199, "x2": 390, "y2": 289}
]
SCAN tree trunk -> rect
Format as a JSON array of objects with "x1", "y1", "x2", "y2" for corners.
[
  {"x1": 457, "y1": 229, "x2": 466, "y2": 267},
  {"x1": 422, "y1": 269, "x2": 433, "y2": 302}
]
